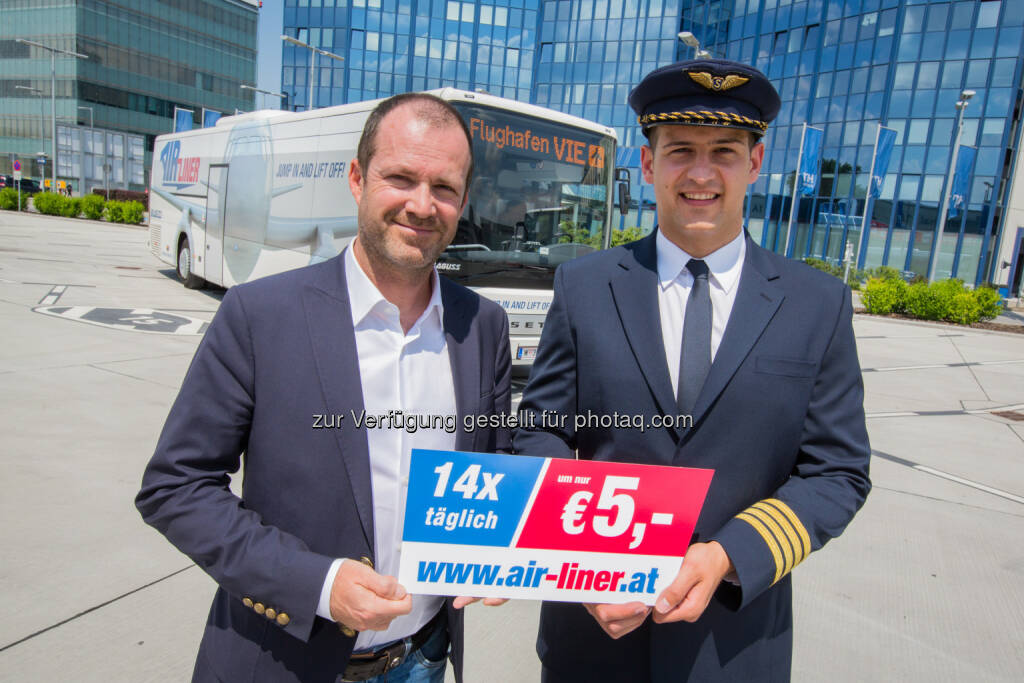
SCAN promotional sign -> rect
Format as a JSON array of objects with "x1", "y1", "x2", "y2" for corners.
[
  {"x1": 399, "y1": 449, "x2": 714, "y2": 605},
  {"x1": 948, "y1": 145, "x2": 977, "y2": 219},
  {"x1": 797, "y1": 125, "x2": 823, "y2": 196},
  {"x1": 869, "y1": 126, "x2": 897, "y2": 199}
]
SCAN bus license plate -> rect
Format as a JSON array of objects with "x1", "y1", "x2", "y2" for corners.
[{"x1": 516, "y1": 346, "x2": 537, "y2": 360}]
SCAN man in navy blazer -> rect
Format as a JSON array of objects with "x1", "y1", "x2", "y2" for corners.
[
  {"x1": 137, "y1": 94, "x2": 510, "y2": 682},
  {"x1": 514, "y1": 60, "x2": 871, "y2": 681}
]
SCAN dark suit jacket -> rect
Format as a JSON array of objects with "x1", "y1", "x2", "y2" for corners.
[
  {"x1": 514, "y1": 232, "x2": 870, "y2": 682},
  {"x1": 137, "y1": 253, "x2": 511, "y2": 683}
]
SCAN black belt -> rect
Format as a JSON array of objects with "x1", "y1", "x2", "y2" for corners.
[{"x1": 341, "y1": 610, "x2": 445, "y2": 682}]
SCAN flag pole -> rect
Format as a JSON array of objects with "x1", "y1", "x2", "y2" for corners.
[
  {"x1": 849, "y1": 124, "x2": 883, "y2": 283},
  {"x1": 784, "y1": 122, "x2": 807, "y2": 258}
]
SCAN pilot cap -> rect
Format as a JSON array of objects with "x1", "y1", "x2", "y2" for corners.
[{"x1": 628, "y1": 58, "x2": 780, "y2": 138}]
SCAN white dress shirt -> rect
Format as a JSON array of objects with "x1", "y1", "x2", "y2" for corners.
[
  {"x1": 316, "y1": 246, "x2": 456, "y2": 650},
  {"x1": 656, "y1": 229, "x2": 746, "y2": 399}
]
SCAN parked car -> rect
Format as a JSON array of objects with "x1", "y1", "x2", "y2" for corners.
[
  {"x1": 16, "y1": 178, "x2": 42, "y2": 194},
  {"x1": 0, "y1": 175, "x2": 40, "y2": 193}
]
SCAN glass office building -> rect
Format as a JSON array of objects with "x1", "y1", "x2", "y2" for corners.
[
  {"x1": 0, "y1": 0, "x2": 258, "y2": 190},
  {"x1": 281, "y1": 0, "x2": 1023, "y2": 287},
  {"x1": 282, "y1": 0, "x2": 540, "y2": 106},
  {"x1": 701, "y1": 0, "x2": 1023, "y2": 287}
]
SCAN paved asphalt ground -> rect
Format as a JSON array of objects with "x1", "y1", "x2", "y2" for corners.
[{"x1": 1, "y1": 212, "x2": 1022, "y2": 682}]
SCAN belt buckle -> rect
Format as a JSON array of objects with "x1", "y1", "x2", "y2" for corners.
[
  {"x1": 386, "y1": 641, "x2": 409, "y2": 672},
  {"x1": 341, "y1": 640, "x2": 409, "y2": 682}
]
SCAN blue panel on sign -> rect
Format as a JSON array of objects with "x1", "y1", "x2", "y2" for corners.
[{"x1": 403, "y1": 449, "x2": 544, "y2": 547}]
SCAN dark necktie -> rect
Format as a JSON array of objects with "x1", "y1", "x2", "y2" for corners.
[{"x1": 677, "y1": 259, "x2": 712, "y2": 417}]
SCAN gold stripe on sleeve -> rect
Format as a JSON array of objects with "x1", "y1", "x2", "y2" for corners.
[
  {"x1": 752, "y1": 500, "x2": 805, "y2": 569},
  {"x1": 763, "y1": 498, "x2": 812, "y2": 559},
  {"x1": 746, "y1": 504, "x2": 796, "y2": 576},
  {"x1": 736, "y1": 511, "x2": 784, "y2": 585}
]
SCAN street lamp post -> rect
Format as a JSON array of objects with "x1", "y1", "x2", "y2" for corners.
[
  {"x1": 928, "y1": 89, "x2": 975, "y2": 284},
  {"x1": 240, "y1": 84, "x2": 289, "y2": 110},
  {"x1": 281, "y1": 34, "x2": 344, "y2": 110},
  {"x1": 16, "y1": 39, "x2": 88, "y2": 191},
  {"x1": 678, "y1": 31, "x2": 712, "y2": 59}
]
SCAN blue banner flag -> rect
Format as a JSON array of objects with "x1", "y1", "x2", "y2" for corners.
[
  {"x1": 202, "y1": 108, "x2": 222, "y2": 128},
  {"x1": 948, "y1": 146, "x2": 976, "y2": 219},
  {"x1": 869, "y1": 127, "x2": 897, "y2": 199},
  {"x1": 173, "y1": 107, "x2": 193, "y2": 133},
  {"x1": 797, "y1": 126, "x2": 823, "y2": 196}
]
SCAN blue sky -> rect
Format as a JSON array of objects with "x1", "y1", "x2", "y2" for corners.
[{"x1": 256, "y1": 1, "x2": 284, "y2": 107}]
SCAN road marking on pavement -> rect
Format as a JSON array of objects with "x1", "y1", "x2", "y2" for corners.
[
  {"x1": 0, "y1": 565, "x2": 195, "y2": 653},
  {"x1": 862, "y1": 359, "x2": 1024, "y2": 372},
  {"x1": 33, "y1": 306, "x2": 210, "y2": 335},
  {"x1": 912, "y1": 466, "x2": 1024, "y2": 505},
  {"x1": 872, "y1": 450, "x2": 1024, "y2": 505},
  {"x1": 865, "y1": 411, "x2": 918, "y2": 418},
  {"x1": 867, "y1": 402, "x2": 1024, "y2": 420},
  {"x1": 37, "y1": 284, "x2": 67, "y2": 306},
  {"x1": 16, "y1": 256, "x2": 74, "y2": 264}
]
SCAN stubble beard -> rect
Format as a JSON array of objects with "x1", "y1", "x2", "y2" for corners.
[{"x1": 357, "y1": 208, "x2": 449, "y2": 282}]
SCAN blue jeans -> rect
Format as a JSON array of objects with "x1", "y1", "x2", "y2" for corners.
[{"x1": 360, "y1": 621, "x2": 449, "y2": 683}]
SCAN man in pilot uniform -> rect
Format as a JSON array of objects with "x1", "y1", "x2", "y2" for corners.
[{"x1": 514, "y1": 58, "x2": 871, "y2": 682}]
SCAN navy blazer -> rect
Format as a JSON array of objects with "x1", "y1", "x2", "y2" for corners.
[
  {"x1": 514, "y1": 232, "x2": 870, "y2": 682},
  {"x1": 137, "y1": 253, "x2": 511, "y2": 683}
]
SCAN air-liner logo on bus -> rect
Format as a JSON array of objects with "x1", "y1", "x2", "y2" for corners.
[{"x1": 159, "y1": 140, "x2": 200, "y2": 189}]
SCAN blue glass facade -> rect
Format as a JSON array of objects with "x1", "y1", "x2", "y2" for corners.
[
  {"x1": 283, "y1": 0, "x2": 1024, "y2": 285},
  {"x1": 707, "y1": 0, "x2": 1024, "y2": 285},
  {"x1": 282, "y1": 0, "x2": 538, "y2": 106}
]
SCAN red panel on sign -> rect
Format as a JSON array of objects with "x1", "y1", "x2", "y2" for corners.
[{"x1": 515, "y1": 459, "x2": 713, "y2": 556}]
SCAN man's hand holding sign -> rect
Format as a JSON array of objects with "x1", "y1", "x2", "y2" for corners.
[{"x1": 399, "y1": 449, "x2": 713, "y2": 619}]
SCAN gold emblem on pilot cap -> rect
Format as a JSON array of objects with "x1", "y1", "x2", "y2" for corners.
[{"x1": 687, "y1": 71, "x2": 750, "y2": 92}]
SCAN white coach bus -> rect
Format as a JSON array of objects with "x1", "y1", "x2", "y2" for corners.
[{"x1": 148, "y1": 89, "x2": 627, "y2": 366}]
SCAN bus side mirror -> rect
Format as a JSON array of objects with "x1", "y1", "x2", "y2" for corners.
[{"x1": 615, "y1": 167, "x2": 631, "y2": 216}]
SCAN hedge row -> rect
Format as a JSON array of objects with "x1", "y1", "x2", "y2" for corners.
[
  {"x1": 0, "y1": 187, "x2": 30, "y2": 211},
  {"x1": 22, "y1": 191, "x2": 144, "y2": 224},
  {"x1": 802, "y1": 258, "x2": 908, "y2": 291},
  {"x1": 92, "y1": 188, "x2": 149, "y2": 210},
  {"x1": 861, "y1": 277, "x2": 1003, "y2": 325}
]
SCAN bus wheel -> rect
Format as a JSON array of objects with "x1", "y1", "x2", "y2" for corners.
[{"x1": 177, "y1": 237, "x2": 204, "y2": 289}]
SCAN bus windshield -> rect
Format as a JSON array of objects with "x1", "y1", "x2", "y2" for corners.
[{"x1": 442, "y1": 102, "x2": 613, "y2": 289}]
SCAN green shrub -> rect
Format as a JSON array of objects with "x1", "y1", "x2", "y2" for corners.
[
  {"x1": 106, "y1": 199, "x2": 125, "y2": 223},
  {"x1": 933, "y1": 278, "x2": 965, "y2": 296},
  {"x1": 59, "y1": 197, "x2": 82, "y2": 218},
  {"x1": 865, "y1": 265, "x2": 902, "y2": 281},
  {"x1": 973, "y1": 286, "x2": 1003, "y2": 321},
  {"x1": 610, "y1": 226, "x2": 646, "y2": 246},
  {"x1": 0, "y1": 187, "x2": 30, "y2": 210},
  {"x1": 861, "y1": 277, "x2": 907, "y2": 315},
  {"x1": 32, "y1": 191, "x2": 68, "y2": 216},
  {"x1": 804, "y1": 257, "x2": 843, "y2": 278},
  {"x1": 81, "y1": 194, "x2": 105, "y2": 220},
  {"x1": 905, "y1": 281, "x2": 950, "y2": 320},
  {"x1": 862, "y1": 275, "x2": 1004, "y2": 325},
  {"x1": 121, "y1": 200, "x2": 145, "y2": 224},
  {"x1": 947, "y1": 292, "x2": 982, "y2": 325}
]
